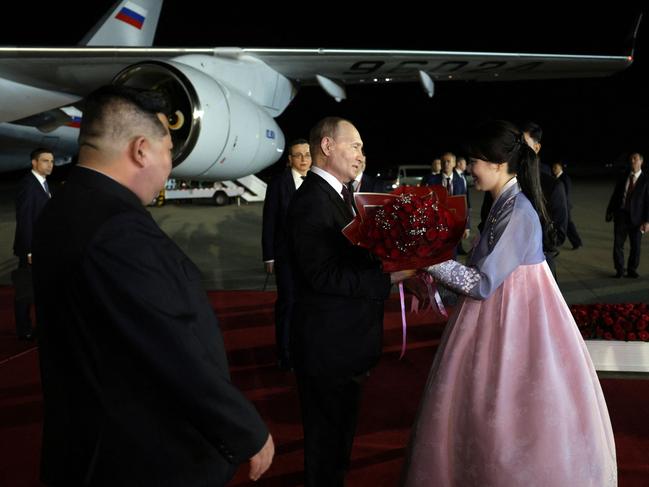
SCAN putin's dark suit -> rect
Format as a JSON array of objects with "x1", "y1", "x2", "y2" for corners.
[
  {"x1": 606, "y1": 171, "x2": 649, "y2": 275},
  {"x1": 33, "y1": 167, "x2": 268, "y2": 487},
  {"x1": 262, "y1": 167, "x2": 299, "y2": 366},
  {"x1": 13, "y1": 171, "x2": 50, "y2": 338},
  {"x1": 287, "y1": 170, "x2": 391, "y2": 486}
]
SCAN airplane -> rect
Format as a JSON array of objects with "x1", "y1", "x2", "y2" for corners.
[{"x1": 0, "y1": 1, "x2": 638, "y2": 179}]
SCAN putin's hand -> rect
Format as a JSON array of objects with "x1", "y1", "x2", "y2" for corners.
[{"x1": 249, "y1": 433, "x2": 274, "y2": 481}]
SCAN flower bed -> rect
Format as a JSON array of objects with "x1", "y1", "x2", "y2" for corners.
[
  {"x1": 571, "y1": 303, "x2": 649, "y2": 372},
  {"x1": 570, "y1": 303, "x2": 649, "y2": 342}
]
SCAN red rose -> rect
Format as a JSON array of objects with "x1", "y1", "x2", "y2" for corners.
[
  {"x1": 639, "y1": 330, "x2": 649, "y2": 341},
  {"x1": 373, "y1": 244, "x2": 386, "y2": 258},
  {"x1": 614, "y1": 329, "x2": 626, "y2": 340},
  {"x1": 627, "y1": 332, "x2": 637, "y2": 341},
  {"x1": 416, "y1": 245, "x2": 432, "y2": 258},
  {"x1": 603, "y1": 332, "x2": 613, "y2": 340}
]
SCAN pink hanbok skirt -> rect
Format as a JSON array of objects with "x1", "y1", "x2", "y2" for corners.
[{"x1": 402, "y1": 262, "x2": 617, "y2": 486}]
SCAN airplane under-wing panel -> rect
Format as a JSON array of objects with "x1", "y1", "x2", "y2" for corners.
[{"x1": 243, "y1": 48, "x2": 632, "y2": 83}]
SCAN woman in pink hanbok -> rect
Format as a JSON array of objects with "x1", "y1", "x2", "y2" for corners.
[{"x1": 402, "y1": 121, "x2": 616, "y2": 486}]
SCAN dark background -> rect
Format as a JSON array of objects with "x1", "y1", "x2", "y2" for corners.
[{"x1": 1, "y1": 3, "x2": 646, "y2": 178}]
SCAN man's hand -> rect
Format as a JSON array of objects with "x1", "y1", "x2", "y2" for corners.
[
  {"x1": 390, "y1": 269, "x2": 416, "y2": 284},
  {"x1": 27, "y1": 254, "x2": 32, "y2": 265},
  {"x1": 264, "y1": 261, "x2": 274, "y2": 274},
  {"x1": 249, "y1": 433, "x2": 274, "y2": 481},
  {"x1": 641, "y1": 222, "x2": 649, "y2": 234},
  {"x1": 463, "y1": 229, "x2": 470, "y2": 239}
]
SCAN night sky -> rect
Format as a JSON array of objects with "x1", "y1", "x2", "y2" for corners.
[{"x1": 1, "y1": 4, "x2": 646, "y2": 177}]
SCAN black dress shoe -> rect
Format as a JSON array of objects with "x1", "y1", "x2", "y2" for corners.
[
  {"x1": 627, "y1": 270, "x2": 639, "y2": 278},
  {"x1": 612, "y1": 271, "x2": 624, "y2": 278},
  {"x1": 572, "y1": 244, "x2": 582, "y2": 250}
]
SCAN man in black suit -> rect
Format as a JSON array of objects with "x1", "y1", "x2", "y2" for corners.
[
  {"x1": 552, "y1": 161, "x2": 583, "y2": 249},
  {"x1": 351, "y1": 155, "x2": 387, "y2": 193},
  {"x1": 262, "y1": 138, "x2": 311, "y2": 370},
  {"x1": 422, "y1": 152, "x2": 471, "y2": 247},
  {"x1": 12, "y1": 147, "x2": 53, "y2": 340},
  {"x1": 606, "y1": 152, "x2": 649, "y2": 278},
  {"x1": 287, "y1": 117, "x2": 413, "y2": 486},
  {"x1": 32, "y1": 85, "x2": 273, "y2": 486}
]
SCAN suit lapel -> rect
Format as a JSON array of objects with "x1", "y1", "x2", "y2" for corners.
[
  {"x1": 307, "y1": 172, "x2": 354, "y2": 226},
  {"x1": 283, "y1": 168, "x2": 296, "y2": 196}
]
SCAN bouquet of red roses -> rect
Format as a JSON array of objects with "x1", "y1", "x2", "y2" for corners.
[
  {"x1": 342, "y1": 186, "x2": 467, "y2": 271},
  {"x1": 342, "y1": 185, "x2": 467, "y2": 358}
]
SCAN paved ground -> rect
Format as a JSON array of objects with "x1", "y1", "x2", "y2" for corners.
[{"x1": 1, "y1": 177, "x2": 647, "y2": 304}]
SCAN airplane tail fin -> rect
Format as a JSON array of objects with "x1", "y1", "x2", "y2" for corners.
[
  {"x1": 79, "y1": 0, "x2": 163, "y2": 47},
  {"x1": 625, "y1": 12, "x2": 643, "y2": 59}
]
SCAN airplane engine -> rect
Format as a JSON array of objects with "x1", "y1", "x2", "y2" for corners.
[{"x1": 112, "y1": 61, "x2": 285, "y2": 180}]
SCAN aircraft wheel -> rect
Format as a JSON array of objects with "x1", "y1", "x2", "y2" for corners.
[{"x1": 213, "y1": 191, "x2": 228, "y2": 206}]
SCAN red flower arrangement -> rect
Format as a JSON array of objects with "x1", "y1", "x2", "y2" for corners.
[
  {"x1": 342, "y1": 186, "x2": 467, "y2": 271},
  {"x1": 570, "y1": 303, "x2": 649, "y2": 342}
]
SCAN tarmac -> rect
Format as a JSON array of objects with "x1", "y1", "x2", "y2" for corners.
[{"x1": 1, "y1": 177, "x2": 648, "y2": 305}]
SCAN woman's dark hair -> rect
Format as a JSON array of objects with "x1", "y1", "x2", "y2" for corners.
[{"x1": 464, "y1": 119, "x2": 550, "y2": 229}]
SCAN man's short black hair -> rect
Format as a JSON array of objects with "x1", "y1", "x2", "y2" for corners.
[
  {"x1": 30, "y1": 147, "x2": 54, "y2": 161},
  {"x1": 78, "y1": 85, "x2": 171, "y2": 147}
]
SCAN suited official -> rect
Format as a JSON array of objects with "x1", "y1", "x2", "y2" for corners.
[
  {"x1": 287, "y1": 117, "x2": 412, "y2": 486},
  {"x1": 422, "y1": 152, "x2": 471, "y2": 241},
  {"x1": 12, "y1": 147, "x2": 53, "y2": 340},
  {"x1": 351, "y1": 156, "x2": 387, "y2": 193},
  {"x1": 552, "y1": 161, "x2": 583, "y2": 249},
  {"x1": 606, "y1": 152, "x2": 649, "y2": 278},
  {"x1": 261, "y1": 138, "x2": 311, "y2": 369},
  {"x1": 32, "y1": 85, "x2": 273, "y2": 487}
]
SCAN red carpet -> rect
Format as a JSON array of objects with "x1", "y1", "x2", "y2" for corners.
[{"x1": 1, "y1": 286, "x2": 648, "y2": 486}]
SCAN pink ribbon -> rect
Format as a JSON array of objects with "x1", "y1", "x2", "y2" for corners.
[
  {"x1": 398, "y1": 282, "x2": 407, "y2": 359},
  {"x1": 398, "y1": 274, "x2": 448, "y2": 359}
]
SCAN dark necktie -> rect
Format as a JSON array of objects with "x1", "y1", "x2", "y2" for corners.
[
  {"x1": 341, "y1": 183, "x2": 356, "y2": 215},
  {"x1": 624, "y1": 174, "x2": 636, "y2": 210},
  {"x1": 445, "y1": 177, "x2": 453, "y2": 195},
  {"x1": 43, "y1": 180, "x2": 51, "y2": 197}
]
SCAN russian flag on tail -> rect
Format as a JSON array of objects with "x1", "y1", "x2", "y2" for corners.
[
  {"x1": 115, "y1": 1, "x2": 147, "y2": 30},
  {"x1": 66, "y1": 116, "x2": 82, "y2": 128}
]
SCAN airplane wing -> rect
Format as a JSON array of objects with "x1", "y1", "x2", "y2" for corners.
[
  {"x1": 244, "y1": 48, "x2": 632, "y2": 83},
  {"x1": 0, "y1": 46, "x2": 632, "y2": 121},
  {"x1": 0, "y1": 0, "x2": 637, "y2": 179}
]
